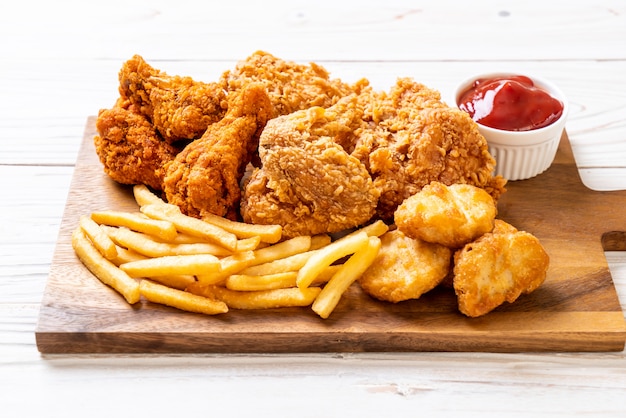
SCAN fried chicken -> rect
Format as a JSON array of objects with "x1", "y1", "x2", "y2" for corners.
[
  {"x1": 220, "y1": 50, "x2": 369, "y2": 116},
  {"x1": 394, "y1": 182, "x2": 497, "y2": 249},
  {"x1": 358, "y1": 229, "x2": 452, "y2": 303},
  {"x1": 162, "y1": 83, "x2": 274, "y2": 220},
  {"x1": 240, "y1": 95, "x2": 380, "y2": 238},
  {"x1": 241, "y1": 78, "x2": 506, "y2": 237},
  {"x1": 453, "y1": 220, "x2": 550, "y2": 317},
  {"x1": 119, "y1": 54, "x2": 228, "y2": 143},
  {"x1": 352, "y1": 78, "x2": 507, "y2": 220},
  {"x1": 94, "y1": 101, "x2": 180, "y2": 190}
]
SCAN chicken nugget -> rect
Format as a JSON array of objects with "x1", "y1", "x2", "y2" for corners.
[
  {"x1": 453, "y1": 220, "x2": 550, "y2": 317},
  {"x1": 358, "y1": 229, "x2": 452, "y2": 303},
  {"x1": 395, "y1": 181, "x2": 497, "y2": 248}
]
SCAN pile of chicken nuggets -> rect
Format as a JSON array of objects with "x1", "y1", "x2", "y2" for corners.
[{"x1": 93, "y1": 51, "x2": 549, "y2": 317}]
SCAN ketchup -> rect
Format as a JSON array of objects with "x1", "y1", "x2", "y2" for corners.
[{"x1": 458, "y1": 75, "x2": 563, "y2": 131}]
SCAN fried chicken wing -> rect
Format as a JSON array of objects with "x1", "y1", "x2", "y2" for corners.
[
  {"x1": 453, "y1": 220, "x2": 550, "y2": 317},
  {"x1": 220, "y1": 50, "x2": 369, "y2": 116},
  {"x1": 94, "y1": 102, "x2": 180, "y2": 190},
  {"x1": 394, "y1": 182, "x2": 497, "y2": 249},
  {"x1": 119, "y1": 55, "x2": 228, "y2": 143},
  {"x1": 240, "y1": 96, "x2": 380, "y2": 238},
  {"x1": 162, "y1": 83, "x2": 273, "y2": 220},
  {"x1": 358, "y1": 229, "x2": 452, "y2": 303},
  {"x1": 352, "y1": 78, "x2": 507, "y2": 219}
]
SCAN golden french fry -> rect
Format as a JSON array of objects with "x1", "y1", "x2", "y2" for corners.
[
  {"x1": 71, "y1": 228, "x2": 140, "y2": 304},
  {"x1": 225, "y1": 272, "x2": 299, "y2": 291},
  {"x1": 341, "y1": 220, "x2": 389, "y2": 240},
  {"x1": 111, "y1": 245, "x2": 147, "y2": 266},
  {"x1": 226, "y1": 264, "x2": 341, "y2": 291},
  {"x1": 79, "y1": 215, "x2": 118, "y2": 260},
  {"x1": 106, "y1": 226, "x2": 232, "y2": 258},
  {"x1": 238, "y1": 250, "x2": 316, "y2": 276},
  {"x1": 91, "y1": 210, "x2": 177, "y2": 241},
  {"x1": 310, "y1": 234, "x2": 332, "y2": 250},
  {"x1": 314, "y1": 265, "x2": 342, "y2": 284},
  {"x1": 120, "y1": 254, "x2": 221, "y2": 277},
  {"x1": 133, "y1": 184, "x2": 166, "y2": 207},
  {"x1": 312, "y1": 236, "x2": 381, "y2": 319},
  {"x1": 140, "y1": 203, "x2": 238, "y2": 251},
  {"x1": 250, "y1": 235, "x2": 311, "y2": 266},
  {"x1": 187, "y1": 284, "x2": 321, "y2": 310},
  {"x1": 200, "y1": 212, "x2": 282, "y2": 243},
  {"x1": 235, "y1": 235, "x2": 262, "y2": 252},
  {"x1": 297, "y1": 231, "x2": 369, "y2": 289},
  {"x1": 140, "y1": 280, "x2": 227, "y2": 315},
  {"x1": 148, "y1": 275, "x2": 197, "y2": 291},
  {"x1": 196, "y1": 251, "x2": 256, "y2": 285}
]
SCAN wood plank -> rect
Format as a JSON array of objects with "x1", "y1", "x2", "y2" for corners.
[{"x1": 35, "y1": 118, "x2": 626, "y2": 353}]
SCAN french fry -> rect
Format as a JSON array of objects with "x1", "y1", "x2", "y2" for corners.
[
  {"x1": 133, "y1": 184, "x2": 166, "y2": 207},
  {"x1": 340, "y1": 220, "x2": 389, "y2": 241},
  {"x1": 310, "y1": 234, "x2": 332, "y2": 250},
  {"x1": 196, "y1": 251, "x2": 256, "y2": 285},
  {"x1": 312, "y1": 236, "x2": 381, "y2": 319},
  {"x1": 296, "y1": 231, "x2": 369, "y2": 289},
  {"x1": 148, "y1": 275, "x2": 197, "y2": 291},
  {"x1": 140, "y1": 280, "x2": 227, "y2": 315},
  {"x1": 91, "y1": 210, "x2": 177, "y2": 241},
  {"x1": 225, "y1": 265, "x2": 339, "y2": 291},
  {"x1": 71, "y1": 228, "x2": 140, "y2": 304},
  {"x1": 187, "y1": 283, "x2": 321, "y2": 310},
  {"x1": 250, "y1": 235, "x2": 311, "y2": 266},
  {"x1": 225, "y1": 272, "x2": 299, "y2": 291},
  {"x1": 238, "y1": 250, "x2": 317, "y2": 276},
  {"x1": 120, "y1": 254, "x2": 221, "y2": 277},
  {"x1": 111, "y1": 245, "x2": 148, "y2": 266},
  {"x1": 79, "y1": 215, "x2": 117, "y2": 260},
  {"x1": 235, "y1": 235, "x2": 262, "y2": 252},
  {"x1": 200, "y1": 212, "x2": 283, "y2": 244},
  {"x1": 106, "y1": 226, "x2": 232, "y2": 258},
  {"x1": 140, "y1": 203, "x2": 238, "y2": 251}
]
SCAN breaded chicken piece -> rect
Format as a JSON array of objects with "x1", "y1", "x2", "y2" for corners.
[
  {"x1": 240, "y1": 96, "x2": 380, "y2": 238},
  {"x1": 94, "y1": 102, "x2": 180, "y2": 190},
  {"x1": 163, "y1": 83, "x2": 273, "y2": 220},
  {"x1": 359, "y1": 229, "x2": 452, "y2": 303},
  {"x1": 220, "y1": 50, "x2": 369, "y2": 116},
  {"x1": 119, "y1": 54, "x2": 228, "y2": 143},
  {"x1": 453, "y1": 220, "x2": 550, "y2": 317},
  {"x1": 352, "y1": 78, "x2": 507, "y2": 220},
  {"x1": 394, "y1": 181, "x2": 497, "y2": 249}
]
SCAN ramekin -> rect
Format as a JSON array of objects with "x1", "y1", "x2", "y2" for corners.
[{"x1": 455, "y1": 73, "x2": 569, "y2": 181}]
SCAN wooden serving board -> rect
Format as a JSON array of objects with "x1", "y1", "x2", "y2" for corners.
[{"x1": 36, "y1": 117, "x2": 626, "y2": 353}]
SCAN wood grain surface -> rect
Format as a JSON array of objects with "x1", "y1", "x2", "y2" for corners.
[{"x1": 35, "y1": 118, "x2": 626, "y2": 354}]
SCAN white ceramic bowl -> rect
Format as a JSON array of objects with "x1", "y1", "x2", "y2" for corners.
[{"x1": 454, "y1": 73, "x2": 569, "y2": 181}]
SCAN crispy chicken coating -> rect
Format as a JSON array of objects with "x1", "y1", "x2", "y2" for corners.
[
  {"x1": 240, "y1": 96, "x2": 380, "y2": 238},
  {"x1": 358, "y1": 229, "x2": 452, "y2": 303},
  {"x1": 453, "y1": 220, "x2": 550, "y2": 317},
  {"x1": 352, "y1": 78, "x2": 507, "y2": 219},
  {"x1": 220, "y1": 50, "x2": 369, "y2": 116},
  {"x1": 94, "y1": 102, "x2": 180, "y2": 190},
  {"x1": 394, "y1": 182, "x2": 497, "y2": 249},
  {"x1": 119, "y1": 54, "x2": 228, "y2": 143},
  {"x1": 162, "y1": 83, "x2": 273, "y2": 220}
]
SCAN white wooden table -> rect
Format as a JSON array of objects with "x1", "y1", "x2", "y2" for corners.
[{"x1": 2, "y1": 1, "x2": 625, "y2": 416}]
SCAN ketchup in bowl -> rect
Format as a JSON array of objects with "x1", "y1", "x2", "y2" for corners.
[{"x1": 458, "y1": 75, "x2": 564, "y2": 131}]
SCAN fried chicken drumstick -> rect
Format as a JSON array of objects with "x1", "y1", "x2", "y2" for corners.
[
  {"x1": 94, "y1": 101, "x2": 180, "y2": 190},
  {"x1": 119, "y1": 54, "x2": 228, "y2": 143},
  {"x1": 163, "y1": 83, "x2": 274, "y2": 220}
]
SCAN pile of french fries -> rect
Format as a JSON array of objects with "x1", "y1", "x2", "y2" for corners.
[{"x1": 71, "y1": 185, "x2": 387, "y2": 319}]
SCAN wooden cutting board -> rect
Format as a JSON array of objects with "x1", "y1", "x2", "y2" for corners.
[{"x1": 35, "y1": 117, "x2": 626, "y2": 353}]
